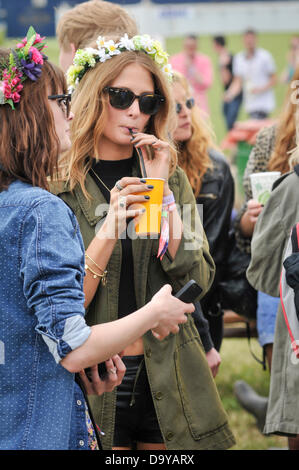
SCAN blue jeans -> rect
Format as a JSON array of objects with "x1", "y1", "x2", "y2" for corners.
[
  {"x1": 257, "y1": 291, "x2": 280, "y2": 347},
  {"x1": 223, "y1": 94, "x2": 242, "y2": 130}
]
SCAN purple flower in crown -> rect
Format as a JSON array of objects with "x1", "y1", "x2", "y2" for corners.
[
  {"x1": 21, "y1": 52, "x2": 43, "y2": 82},
  {"x1": 20, "y1": 46, "x2": 45, "y2": 81}
]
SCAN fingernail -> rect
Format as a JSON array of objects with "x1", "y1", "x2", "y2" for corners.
[
  {"x1": 147, "y1": 185, "x2": 154, "y2": 189},
  {"x1": 144, "y1": 195, "x2": 150, "y2": 200},
  {"x1": 140, "y1": 178, "x2": 146, "y2": 183}
]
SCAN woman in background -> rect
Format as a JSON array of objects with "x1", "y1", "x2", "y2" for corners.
[
  {"x1": 172, "y1": 71, "x2": 235, "y2": 353},
  {"x1": 232, "y1": 65, "x2": 299, "y2": 433}
]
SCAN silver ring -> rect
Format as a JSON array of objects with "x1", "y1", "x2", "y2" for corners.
[
  {"x1": 119, "y1": 196, "x2": 126, "y2": 208},
  {"x1": 109, "y1": 367, "x2": 117, "y2": 374},
  {"x1": 115, "y1": 180, "x2": 123, "y2": 191}
]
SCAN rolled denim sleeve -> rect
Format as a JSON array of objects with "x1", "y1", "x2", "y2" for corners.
[{"x1": 19, "y1": 196, "x2": 91, "y2": 363}]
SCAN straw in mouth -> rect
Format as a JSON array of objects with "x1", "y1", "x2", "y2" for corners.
[{"x1": 129, "y1": 128, "x2": 147, "y2": 178}]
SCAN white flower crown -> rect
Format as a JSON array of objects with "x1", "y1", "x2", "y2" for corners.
[{"x1": 67, "y1": 34, "x2": 173, "y2": 93}]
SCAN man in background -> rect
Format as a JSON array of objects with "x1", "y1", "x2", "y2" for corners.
[
  {"x1": 224, "y1": 29, "x2": 276, "y2": 120},
  {"x1": 56, "y1": 0, "x2": 138, "y2": 73},
  {"x1": 213, "y1": 35, "x2": 242, "y2": 130},
  {"x1": 170, "y1": 35, "x2": 213, "y2": 116}
]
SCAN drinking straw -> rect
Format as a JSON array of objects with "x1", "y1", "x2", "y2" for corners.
[{"x1": 129, "y1": 128, "x2": 147, "y2": 178}]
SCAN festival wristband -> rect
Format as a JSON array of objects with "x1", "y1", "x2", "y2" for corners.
[{"x1": 162, "y1": 192, "x2": 175, "y2": 206}]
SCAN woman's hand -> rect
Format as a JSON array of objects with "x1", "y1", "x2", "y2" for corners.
[
  {"x1": 149, "y1": 284, "x2": 195, "y2": 340},
  {"x1": 130, "y1": 132, "x2": 172, "y2": 195},
  {"x1": 102, "y1": 176, "x2": 154, "y2": 239},
  {"x1": 78, "y1": 355, "x2": 126, "y2": 395},
  {"x1": 240, "y1": 199, "x2": 264, "y2": 238},
  {"x1": 205, "y1": 348, "x2": 221, "y2": 378}
]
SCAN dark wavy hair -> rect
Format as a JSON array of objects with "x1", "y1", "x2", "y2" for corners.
[{"x1": 0, "y1": 49, "x2": 67, "y2": 191}]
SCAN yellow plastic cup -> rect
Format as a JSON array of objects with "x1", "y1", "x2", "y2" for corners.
[{"x1": 134, "y1": 178, "x2": 165, "y2": 236}]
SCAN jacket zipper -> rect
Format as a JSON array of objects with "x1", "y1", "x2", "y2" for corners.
[{"x1": 198, "y1": 193, "x2": 217, "y2": 199}]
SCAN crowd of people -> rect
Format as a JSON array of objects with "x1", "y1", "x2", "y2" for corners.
[{"x1": 0, "y1": 0, "x2": 298, "y2": 452}]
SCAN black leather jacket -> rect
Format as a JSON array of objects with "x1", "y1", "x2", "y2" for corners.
[{"x1": 197, "y1": 149, "x2": 235, "y2": 317}]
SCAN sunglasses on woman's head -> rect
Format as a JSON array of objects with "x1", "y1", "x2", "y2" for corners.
[
  {"x1": 48, "y1": 94, "x2": 72, "y2": 118},
  {"x1": 176, "y1": 98, "x2": 195, "y2": 114},
  {"x1": 104, "y1": 87, "x2": 165, "y2": 115}
]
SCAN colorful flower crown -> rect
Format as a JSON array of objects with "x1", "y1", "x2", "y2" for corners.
[
  {"x1": 67, "y1": 34, "x2": 173, "y2": 93},
  {"x1": 0, "y1": 26, "x2": 47, "y2": 109}
]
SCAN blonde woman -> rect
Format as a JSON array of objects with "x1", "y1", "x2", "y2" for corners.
[
  {"x1": 171, "y1": 71, "x2": 235, "y2": 353},
  {"x1": 52, "y1": 35, "x2": 235, "y2": 450}
]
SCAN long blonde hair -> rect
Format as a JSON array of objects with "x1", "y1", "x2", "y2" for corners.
[
  {"x1": 65, "y1": 49, "x2": 177, "y2": 198},
  {"x1": 172, "y1": 72, "x2": 218, "y2": 197}
]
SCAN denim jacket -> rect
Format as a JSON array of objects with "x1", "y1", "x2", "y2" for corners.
[{"x1": 0, "y1": 180, "x2": 92, "y2": 450}]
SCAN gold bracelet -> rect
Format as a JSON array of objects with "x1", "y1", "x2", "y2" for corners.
[
  {"x1": 85, "y1": 253, "x2": 106, "y2": 274},
  {"x1": 85, "y1": 263, "x2": 108, "y2": 286}
]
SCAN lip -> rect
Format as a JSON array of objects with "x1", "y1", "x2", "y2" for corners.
[
  {"x1": 179, "y1": 122, "x2": 191, "y2": 129},
  {"x1": 121, "y1": 126, "x2": 139, "y2": 134}
]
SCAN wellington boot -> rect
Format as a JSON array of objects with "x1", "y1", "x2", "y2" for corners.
[{"x1": 234, "y1": 380, "x2": 268, "y2": 432}]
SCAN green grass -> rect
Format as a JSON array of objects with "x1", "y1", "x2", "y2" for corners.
[{"x1": 216, "y1": 338, "x2": 287, "y2": 450}]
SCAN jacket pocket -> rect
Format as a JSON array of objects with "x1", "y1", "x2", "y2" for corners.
[{"x1": 174, "y1": 337, "x2": 227, "y2": 440}]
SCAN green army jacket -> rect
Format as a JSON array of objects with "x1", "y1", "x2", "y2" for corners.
[
  {"x1": 247, "y1": 170, "x2": 299, "y2": 297},
  {"x1": 51, "y1": 158, "x2": 235, "y2": 450}
]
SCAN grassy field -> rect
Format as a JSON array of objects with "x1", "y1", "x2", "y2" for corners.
[
  {"x1": 216, "y1": 337, "x2": 287, "y2": 450},
  {"x1": 2, "y1": 31, "x2": 295, "y2": 450}
]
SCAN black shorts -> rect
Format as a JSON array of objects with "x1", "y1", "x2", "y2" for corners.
[{"x1": 113, "y1": 355, "x2": 164, "y2": 447}]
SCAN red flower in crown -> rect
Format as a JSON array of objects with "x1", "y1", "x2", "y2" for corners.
[{"x1": 29, "y1": 47, "x2": 44, "y2": 65}]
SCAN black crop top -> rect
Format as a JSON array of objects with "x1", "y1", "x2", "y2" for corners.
[{"x1": 90, "y1": 156, "x2": 137, "y2": 319}]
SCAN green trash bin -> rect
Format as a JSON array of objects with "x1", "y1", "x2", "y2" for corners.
[{"x1": 235, "y1": 140, "x2": 253, "y2": 194}]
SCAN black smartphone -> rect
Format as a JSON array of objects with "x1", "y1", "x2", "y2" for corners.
[
  {"x1": 85, "y1": 362, "x2": 108, "y2": 381},
  {"x1": 174, "y1": 280, "x2": 202, "y2": 303}
]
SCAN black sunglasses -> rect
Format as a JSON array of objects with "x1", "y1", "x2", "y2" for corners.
[
  {"x1": 176, "y1": 98, "x2": 195, "y2": 114},
  {"x1": 104, "y1": 87, "x2": 165, "y2": 115},
  {"x1": 48, "y1": 94, "x2": 72, "y2": 118}
]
